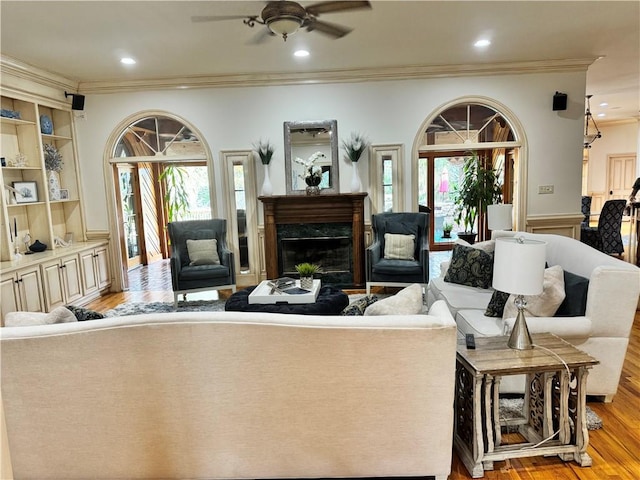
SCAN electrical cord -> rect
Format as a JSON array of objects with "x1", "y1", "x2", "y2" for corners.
[{"x1": 518, "y1": 343, "x2": 572, "y2": 450}]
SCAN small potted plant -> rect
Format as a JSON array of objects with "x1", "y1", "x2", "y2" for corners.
[
  {"x1": 295, "y1": 262, "x2": 321, "y2": 290},
  {"x1": 442, "y1": 221, "x2": 453, "y2": 239}
]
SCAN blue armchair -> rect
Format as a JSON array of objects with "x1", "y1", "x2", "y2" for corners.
[
  {"x1": 366, "y1": 212, "x2": 430, "y2": 294},
  {"x1": 168, "y1": 219, "x2": 236, "y2": 306}
]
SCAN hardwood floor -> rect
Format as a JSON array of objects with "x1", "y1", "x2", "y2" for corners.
[{"x1": 86, "y1": 261, "x2": 640, "y2": 480}]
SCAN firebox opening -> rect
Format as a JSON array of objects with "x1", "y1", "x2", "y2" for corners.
[{"x1": 280, "y1": 236, "x2": 351, "y2": 276}]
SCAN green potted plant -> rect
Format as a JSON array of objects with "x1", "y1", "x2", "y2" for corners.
[
  {"x1": 159, "y1": 165, "x2": 189, "y2": 222},
  {"x1": 295, "y1": 262, "x2": 321, "y2": 290},
  {"x1": 442, "y1": 221, "x2": 453, "y2": 239},
  {"x1": 451, "y1": 152, "x2": 502, "y2": 244}
]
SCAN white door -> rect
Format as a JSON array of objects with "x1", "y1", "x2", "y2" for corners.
[{"x1": 608, "y1": 154, "x2": 637, "y2": 199}]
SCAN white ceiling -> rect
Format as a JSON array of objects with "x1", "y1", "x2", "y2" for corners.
[{"x1": 1, "y1": 1, "x2": 638, "y2": 122}]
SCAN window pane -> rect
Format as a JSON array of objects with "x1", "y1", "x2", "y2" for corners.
[
  {"x1": 423, "y1": 103, "x2": 515, "y2": 146},
  {"x1": 173, "y1": 165, "x2": 211, "y2": 221},
  {"x1": 233, "y1": 164, "x2": 249, "y2": 272}
]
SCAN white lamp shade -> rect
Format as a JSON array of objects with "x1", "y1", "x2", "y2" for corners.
[
  {"x1": 487, "y1": 204, "x2": 513, "y2": 230},
  {"x1": 492, "y1": 237, "x2": 546, "y2": 295}
]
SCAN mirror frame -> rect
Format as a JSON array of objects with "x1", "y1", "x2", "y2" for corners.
[{"x1": 284, "y1": 120, "x2": 339, "y2": 195}]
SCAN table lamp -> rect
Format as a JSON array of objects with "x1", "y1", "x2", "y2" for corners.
[
  {"x1": 487, "y1": 204, "x2": 513, "y2": 231},
  {"x1": 493, "y1": 236, "x2": 546, "y2": 349}
]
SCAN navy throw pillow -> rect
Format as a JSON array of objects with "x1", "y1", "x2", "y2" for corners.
[{"x1": 555, "y1": 270, "x2": 589, "y2": 317}]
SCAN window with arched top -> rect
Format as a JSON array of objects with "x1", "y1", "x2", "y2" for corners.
[
  {"x1": 415, "y1": 99, "x2": 524, "y2": 250},
  {"x1": 113, "y1": 115, "x2": 207, "y2": 160},
  {"x1": 106, "y1": 112, "x2": 215, "y2": 286},
  {"x1": 422, "y1": 103, "x2": 516, "y2": 146}
]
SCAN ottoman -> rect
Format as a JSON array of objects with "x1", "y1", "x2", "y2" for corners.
[{"x1": 225, "y1": 284, "x2": 349, "y2": 315}]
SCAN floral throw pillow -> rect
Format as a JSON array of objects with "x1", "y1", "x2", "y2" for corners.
[
  {"x1": 485, "y1": 290, "x2": 511, "y2": 317},
  {"x1": 444, "y1": 244, "x2": 494, "y2": 289},
  {"x1": 340, "y1": 295, "x2": 379, "y2": 316}
]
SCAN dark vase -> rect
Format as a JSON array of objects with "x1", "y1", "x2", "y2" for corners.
[
  {"x1": 457, "y1": 232, "x2": 477, "y2": 244},
  {"x1": 305, "y1": 175, "x2": 321, "y2": 187}
]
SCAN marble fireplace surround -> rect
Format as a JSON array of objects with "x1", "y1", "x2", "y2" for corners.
[{"x1": 259, "y1": 193, "x2": 367, "y2": 287}]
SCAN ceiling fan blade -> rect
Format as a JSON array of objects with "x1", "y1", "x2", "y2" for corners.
[
  {"x1": 305, "y1": 1, "x2": 371, "y2": 16},
  {"x1": 191, "y1": 15, "x2": 250, "y2": 23},
  {"x1": 306, "y1": 18, "x2": 352, "y2": 38}
]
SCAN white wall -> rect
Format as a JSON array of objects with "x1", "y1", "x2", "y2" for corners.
[
  {"x1": 587, "y1": 120, "x2": 639, "y2": 193},
  {"x1": 74, "y1": 70, "x2": 587, "y2": 232}
]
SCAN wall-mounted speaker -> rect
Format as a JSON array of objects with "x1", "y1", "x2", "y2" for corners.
[
  {"x1": 64, "y1": 91, "x2": 85, "y2": 111},
  {"x1": 553, "y1": 91, "x2": 567, "y2": 111}
]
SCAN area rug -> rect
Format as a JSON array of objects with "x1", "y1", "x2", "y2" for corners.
[
  {"x1": 105, "y1": 300, "x2": 227, "y2": 316},
  {"x1": 105, "y1": 294, "x2": 374, "y2": 317},
  {"x1": 499, "y1": 398, "x2": 602, "y2": 430}
]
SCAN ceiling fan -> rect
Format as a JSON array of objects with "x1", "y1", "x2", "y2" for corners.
[{"x1": 192, "y1": 0, "x2": 372, "y2": 42}]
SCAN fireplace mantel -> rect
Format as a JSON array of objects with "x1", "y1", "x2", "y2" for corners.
[{"x1": 259, "y1": 193, "x2": 367, "y2": 286}]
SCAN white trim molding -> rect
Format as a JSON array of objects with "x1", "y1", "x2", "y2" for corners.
[
  {"x1": 525, "y1": 214, "x2": 584, "y2": 239},
  {"x1": 369, "y1": 144, "x2": 404, "y2": 214},
  {"x1": 75, "y1": 58, "x2": 594, "y2": 94}
]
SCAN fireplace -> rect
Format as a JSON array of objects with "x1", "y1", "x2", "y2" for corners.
[
  {"x1": 280, "y1": 229, "x2": 353, "y2": 285},
  {"x1": 260, "y1": 193, "x2": 367, "y2": 287}
]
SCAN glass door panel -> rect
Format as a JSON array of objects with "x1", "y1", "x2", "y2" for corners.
[
  {"x1": 118, "y1": 166, "x2": 142, "y2": 270},
  {"x1": 432, "y1": 154, "x2": 467, "y2": 249}
]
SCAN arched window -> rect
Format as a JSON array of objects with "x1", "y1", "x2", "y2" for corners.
[
  {"x1": 106, "y1": 112, "x2": 215, "y2": 288},
  {"x1": 414, "y1": 99, "x2": 525, "y2": 250}
]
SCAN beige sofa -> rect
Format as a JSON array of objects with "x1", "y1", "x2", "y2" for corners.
[
  {"x1": 1, "y1": 302, "x2": 457, "y2": 480},
  {"x1": 427, "y1": 232, "x2": 640, "y2": 402}
]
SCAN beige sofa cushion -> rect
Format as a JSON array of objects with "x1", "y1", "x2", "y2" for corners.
[
  {"x1": 502, "y1": 265, "x2": 566, "y2": 319},
  {"x1": 4, "y1": 306, "x2": 77, "y2": 327},
  {"x1": 365, "y1": 283, "x2": 423, "y2": 315}
]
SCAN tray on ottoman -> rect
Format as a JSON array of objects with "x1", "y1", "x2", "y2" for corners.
[{"x1": 249, "y1": 279, "x2": 321, "y2": 304}]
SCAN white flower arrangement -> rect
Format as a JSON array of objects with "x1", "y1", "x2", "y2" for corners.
[
  {"x1": 43, "y1": 143, "x2": 63, "y2": 172},
  {"x1": 342, "y1": 132, "x2": 370, "y2": 163},
  {"x1": 293, "y1": 151, "x2": 325, "y2": 182}
]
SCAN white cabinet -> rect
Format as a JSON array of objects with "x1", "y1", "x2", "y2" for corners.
[
  {"x1": 41, "y1": 254, "x2": 83, "y2": 310},
  {"x1": 0, "y1": 266, "x2": 45, "y2": 324},
  {"x1": 80, "y1": 244, "x2": 111, "y2": 297},
  {"x1": 0, "y1": 241, "x2": 111, "y2": 325}
]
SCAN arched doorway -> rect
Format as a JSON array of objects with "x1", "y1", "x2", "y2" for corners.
[
  {"x1": 104, "y1": 112, "x2": 215, "y2": 291},
  {"x1": 412, "y1": 97, "x2": 527, "y2": 250}
]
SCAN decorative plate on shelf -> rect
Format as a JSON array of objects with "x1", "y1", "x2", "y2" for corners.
[{"x1": 40, "y1": 115, "x2": 53, "y2": 135}]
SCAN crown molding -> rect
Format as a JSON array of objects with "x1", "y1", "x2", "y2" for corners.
[
  {"x1": 75, "y1": 58, "x2": 595, "y2": 94},
  {"x1": 1, "y1": 54, "x2": 594, "y2": 96},
  {"x1": 1, "y1": 55, "x2": 78, "y2": 93},
  {"x1": 599, "y1": 118, "x2": 640, "y2": 127}
]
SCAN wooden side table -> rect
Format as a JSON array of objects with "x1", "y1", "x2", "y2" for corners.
[{"x1": 454, "y1": 333, "x2": 599, "y2": 478}]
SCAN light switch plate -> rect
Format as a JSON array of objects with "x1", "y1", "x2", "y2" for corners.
[{"x1": 538, "y1": 185, "x2": 554, "y2": 194}]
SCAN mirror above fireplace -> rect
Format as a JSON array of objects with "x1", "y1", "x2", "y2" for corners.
[{"x1": 284, "y1": 120, "x2": 339, "y2": 195}]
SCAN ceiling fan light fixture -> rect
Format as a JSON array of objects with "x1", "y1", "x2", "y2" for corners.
[
  {"x1": 261, "y1": 1, "x2": 307, "y2": 41},
  {"x1": 267, "y1": 17, "x2": 303, "y2": 39}
]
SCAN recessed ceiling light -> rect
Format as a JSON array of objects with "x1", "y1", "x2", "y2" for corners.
[
  {"x1": 599, "y1": 102, "x2": 609, "y2": 107},
  {"x1": 294, "y1": 50, "x2": 309, "y2": 57},
  {"x1": 597, "y1": 113, "x2": 606, "y2": 117},
  {"x1": 120, "y1": 57, "x2": 136, "y2": 65},
  {"x1": 474, "y1": 39, "x2": 491, "y2": 48}
]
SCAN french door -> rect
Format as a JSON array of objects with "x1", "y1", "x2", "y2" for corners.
[{"x1": 421, "y1": 149, "x2": 514, "y2": 251}]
